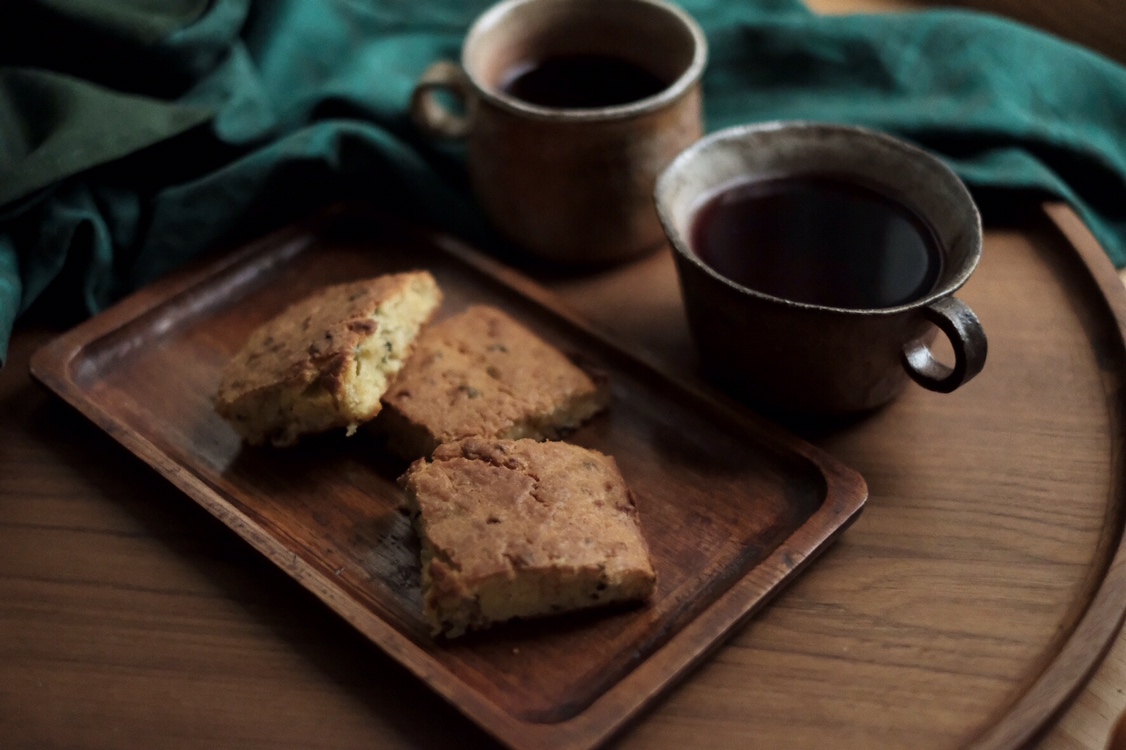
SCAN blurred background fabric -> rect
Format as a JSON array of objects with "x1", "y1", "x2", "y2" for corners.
[{"x1": 2, "y1": 0, "x2": 1125, "y2": 364}]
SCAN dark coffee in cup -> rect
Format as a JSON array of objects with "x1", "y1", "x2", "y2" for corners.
[
  {"x1": 500, "y1": 54, "x2": 668, "y2": 109},
  {"x1": 689, "y1": 175, "x2": 943, "y2": 310},
  {"x1": 410, "y1": 0, "x2": 707, "y2": 264},
  {"x1": 655, "y1": 122, "x2": 988, "y2": 414}
]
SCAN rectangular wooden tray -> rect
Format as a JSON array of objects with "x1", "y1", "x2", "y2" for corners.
[{"x1": 30, "y1": 206, "x2": 867, "y2": 750}]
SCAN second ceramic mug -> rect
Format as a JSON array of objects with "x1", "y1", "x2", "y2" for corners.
[
  {"x1": 656, "y1": 122, "x2": 989, "y2": 414},
  {"x1": 411, "y1": 0, "x2": 707, "y2": 264}
]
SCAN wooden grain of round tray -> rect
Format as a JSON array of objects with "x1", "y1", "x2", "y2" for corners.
[
  {"x1": 4, "y1": 202, "x2": 1125, "y2": 750},
  {"x1": 543, "y1": 203, "x2": 1126, "y2": 750}
]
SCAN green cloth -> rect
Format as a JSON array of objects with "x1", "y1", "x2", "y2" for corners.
[{"x1": 2, "y1": 0, "x2": 1126, "y2": 365}]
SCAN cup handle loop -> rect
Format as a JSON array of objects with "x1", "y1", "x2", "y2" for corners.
[
  {"x1": 410, "y1": 61, "x2": 473, "y2": 139},
  {"x1": 901, "y1": 296, "x2": 988, "y2": 393}
]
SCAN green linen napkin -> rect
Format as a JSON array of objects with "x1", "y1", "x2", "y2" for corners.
[{"x1": 2, "y1": 0, "x2": 1125, "y2": 365}]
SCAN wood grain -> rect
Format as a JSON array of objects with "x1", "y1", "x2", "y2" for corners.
[
  {"x1": 27, "y1": 211, "x2": 866, "y2": 750},
  {"x1": 3, "y1": 199, "x2": 1126, "y2": 749},
  {"x1": 1026, "y1": 214, "x2": 1126, "y2": 750},
  {"x1": 496, "y1": 203, "x2": 1126, "y2": 750},
  {"x1": 4, "y1": 1, "x2": 1126, "y2": 748}
]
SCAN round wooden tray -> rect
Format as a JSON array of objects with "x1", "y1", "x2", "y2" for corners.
[
  {"x1": 543, "y1": 202, "x2": 1126, "y2": 749},
  {"x1": 2, "y1": 203, "x2": 1124, "y2": 750}
]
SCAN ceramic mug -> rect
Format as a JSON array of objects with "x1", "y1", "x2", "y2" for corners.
[
  {"x1": 411, "y1": 0, "x2": 706, "y2": 264},
  {"x1": 655, "y1": 121, "x2": 988, "y2": 414}
]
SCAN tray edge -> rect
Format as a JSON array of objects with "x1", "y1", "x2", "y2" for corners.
[
  {"x1": 965, "y1": 203, "x2": 1126, "y2": 750},
  {"x1": 28, "y1": 206, "x2": 869, "y2": 750}
]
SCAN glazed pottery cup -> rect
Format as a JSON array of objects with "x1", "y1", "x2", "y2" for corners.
[
  {"x1": 411, "y1": 0, "x2": 706, "y2": 264},
  {"x1": 655, "y1": 121, "x2": 988, "y2": 414}
]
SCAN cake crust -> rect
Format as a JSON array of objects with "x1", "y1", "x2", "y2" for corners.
[
  {"x1": 400, "y1": 437, "x2": 656, "y2": 637},
  {"x1": 380, "y1": 305, "x2": 609, "y2": 459},
  {"x1": 216, "y1": 272, "x2": 441, "y2": 446}
]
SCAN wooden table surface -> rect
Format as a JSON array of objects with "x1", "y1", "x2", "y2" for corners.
[
  {"x1": 6, "y1": 212, "x2": 1126, "y2": 750},
  {"x1": 5, "y1": 2, "x2": 1126, "y2": 749}
]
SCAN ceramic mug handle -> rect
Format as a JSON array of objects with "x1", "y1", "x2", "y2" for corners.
[
  {"x1": 901, "y1": 296, "x2": 988, "y2": 393},
  {"x1": 410, "y1": 61, "x2": 473, "y2": 139}
]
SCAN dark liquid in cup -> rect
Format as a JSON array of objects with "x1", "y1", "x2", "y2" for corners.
[
  {"x1": 690, "y1": 176, "x2": 942, "y2": 309},
  {"x1": 500, "y1": 54, "x2": 667, "y2": 109}
]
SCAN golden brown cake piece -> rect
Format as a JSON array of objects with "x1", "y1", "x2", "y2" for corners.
[
  {"x1": 400, "y1": 437, "x2": 656, "y2": 638},
  {"x1": 379, "y1": 305, "x2": 608, "y2": 459},
  {"x1": 216, "y1": 272, "x2": 442, "y2": 447}
]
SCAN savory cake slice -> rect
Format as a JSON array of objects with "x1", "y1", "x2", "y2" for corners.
[
  {"x1": 216, "y1": 272, "x2": 442, "y2": 447},
  {"x1": 379, "y1": 305, "x2": 609, "y2": 459},
  {"x1": 400, "y1": 437, "x2": 656, "y2": 638}
]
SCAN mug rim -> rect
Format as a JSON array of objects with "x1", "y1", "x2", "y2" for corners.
[
  {"x1": 460, "y1": 0, "x2": 708, "y2": 122},
  {"x1": 654, "y1": 121, "x2": 984, "y2": 317}
]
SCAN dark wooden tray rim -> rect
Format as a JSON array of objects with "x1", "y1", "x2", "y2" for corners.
[{"x1": 28, "y1": 206, "x2": 869, "y2": 750}]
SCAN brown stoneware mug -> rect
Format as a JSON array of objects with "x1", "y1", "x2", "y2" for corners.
[
  {"x1": 411, "y1": 0, "x2": 706, "y2": 264},
  {"x1": 655, "y1": 121, "x2": 988, "y2": 414}
]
